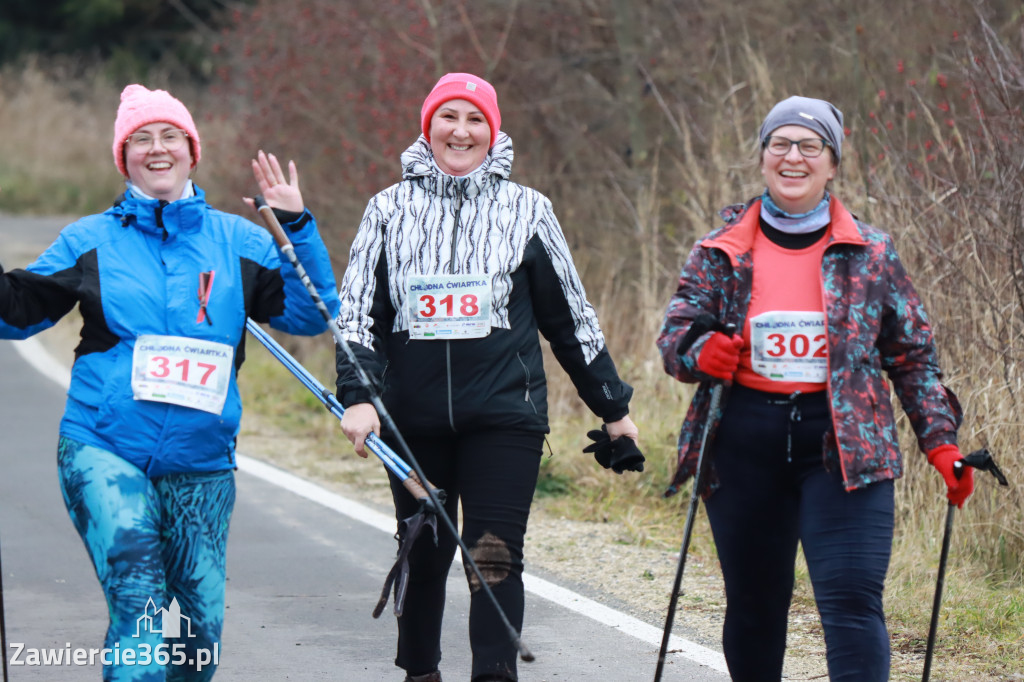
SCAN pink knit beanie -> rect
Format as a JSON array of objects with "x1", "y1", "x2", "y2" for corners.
[
  {"x1": 420, "y1": 73, "x2": 501, "y2": 149},
  {"x1": 112, "y1": 84, "x2": 201, "y2": 177}
]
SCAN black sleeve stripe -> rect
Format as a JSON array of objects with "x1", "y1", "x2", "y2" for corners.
[
  {"x1": 2, "y1": 267, "x2": 78, "y2": 328},
  {"x1": 75, "y1": 250, "x2": 120, "y2": 357},
  {"x1": 242, "y1": 256, "x2": 285, "y2": 323}
]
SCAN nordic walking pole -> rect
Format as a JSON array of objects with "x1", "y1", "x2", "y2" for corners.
[
  {"x1": 921, "y1": 487, "x2": 957, "y2": 682},
  {"x1": 244, "y1": 317, "x2": 434, "y2": 501},
  {"x1": 246, "y1": 318, "x2": 446, "y2": 618},
  {"x1": 922, "y1": 448, "x2": 1008, "y2": 682},
  {"x1": 654, "y1": 322, "x2": 735, "y2": 682},
  {"x1": 251, "y1": 196, "x2": 535, "y2": 662},
  {"x1": 1, "y1": 532, "x2": 9, "y2": 682}
]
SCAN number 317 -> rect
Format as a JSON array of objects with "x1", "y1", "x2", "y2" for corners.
[{"x1": 148, "y1": 356, "x2": 218, "y2": 385}]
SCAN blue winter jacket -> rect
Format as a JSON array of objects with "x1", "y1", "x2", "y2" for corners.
[{"x1": 0, "y1": 187, "x2": 340, "y2": 476}]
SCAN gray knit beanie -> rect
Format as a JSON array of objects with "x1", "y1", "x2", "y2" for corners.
[{"x1": 759, "y1": 96, "x2": 844, "y2": 164}]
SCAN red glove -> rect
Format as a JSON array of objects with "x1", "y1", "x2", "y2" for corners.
[
  {"x1": 928, "y1": 444, "x2": 975, "y2": 509},
  {"x1": 696, "y1": 332, "x2": 744, "y2": 381}
]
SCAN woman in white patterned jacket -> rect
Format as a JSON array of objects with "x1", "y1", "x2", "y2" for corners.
[{"x1": 335, "y1": 72, "x2": 641, "y2": 682}]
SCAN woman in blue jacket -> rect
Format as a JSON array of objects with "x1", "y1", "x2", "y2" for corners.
[{"x1": 0, "y1": 84, "x2": 340, "y2": 681}]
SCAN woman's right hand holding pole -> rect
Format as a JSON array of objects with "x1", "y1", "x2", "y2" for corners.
[
  {"x1": 696, "y1": 332, "x2": 744, "y2": 381},
  {"x1": 341, "y1": 402, "x2": 380, "y2": 458}
]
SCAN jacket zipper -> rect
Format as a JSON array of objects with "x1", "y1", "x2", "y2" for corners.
[
  {"x1": 449, "y1": 180, "x2": 465, "y2": 272},
  {"x1": 445, "y1": 180, "x2": 466, "y2": 432},
  {"x1": 516, "y1": 352, "x2": 538, "y2": 414},
  {"x1": 156, "y1": 200, "x2": 168, "y2": 241}
]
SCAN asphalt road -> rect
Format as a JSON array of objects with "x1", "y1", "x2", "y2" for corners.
[{"x1": 0, "y1": 212, "x2": 729, "y2": 681}]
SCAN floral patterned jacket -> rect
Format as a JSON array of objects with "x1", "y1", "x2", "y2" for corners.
[{"x1": 657, "y1": 197, "x2": 961, "y2": 496}]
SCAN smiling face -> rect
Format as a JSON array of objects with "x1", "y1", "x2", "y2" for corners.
[
  {"x1": 760, "y1": 124, "x2": 837, "y2": 214},
  {"x1": 428, "y1": 99, "x2": 490, "y2": 176},
  {"x1": 123, "y1": 123, "x2": 194, "y2": 200}
]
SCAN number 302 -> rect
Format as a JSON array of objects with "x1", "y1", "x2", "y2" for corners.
[{"x1": 765, "y1": 333, "x2": 827, "y2": 358}]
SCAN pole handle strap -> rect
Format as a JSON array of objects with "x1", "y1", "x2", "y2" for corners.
[{"x1": 372, "y1": 506, "x2": 438, "y2": 619}]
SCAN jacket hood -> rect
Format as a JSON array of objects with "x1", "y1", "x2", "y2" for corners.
[
  {"x1": 107, "y1": 185, "x2": 209, "y2": 239},
  {"x1": 400, "y1": 132, "x2": 514, "y2": 197},
  {"x1": 704, "y1": 196, "x2": 868, "y2": 266}
]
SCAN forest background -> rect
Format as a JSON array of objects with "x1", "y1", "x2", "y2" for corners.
[{"x1": 0, "y1": 0, "x2": 1022, "y2": 679}]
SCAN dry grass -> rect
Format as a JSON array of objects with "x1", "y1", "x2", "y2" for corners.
[
  {"x1": 233, "y1": 350, "x2": 1022, "y2": 680},
  {"x1": 0, "y1": 60, "x2": 257, "y2": 219},
  {"x1": 3, "y1": 44, "x2": 1022, "y2": 679},
  {"x1": 0, "y1": 59, "x2": 123, "y2": 213}
]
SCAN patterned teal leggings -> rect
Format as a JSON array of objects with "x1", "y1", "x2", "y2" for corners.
[{"x1": 57, "y1": 436, "x2": 236, "y2": 682}]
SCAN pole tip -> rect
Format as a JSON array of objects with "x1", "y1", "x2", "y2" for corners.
[{"x1": 515, "y1": 637, "x2": 535, "y2": 662}]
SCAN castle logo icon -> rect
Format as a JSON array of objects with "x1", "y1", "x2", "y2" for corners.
[{"x1": 134, "y1": 597, "x2": 195, "y2": 639}]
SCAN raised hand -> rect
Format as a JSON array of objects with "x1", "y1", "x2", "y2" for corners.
[{"x1": 246, "y1": 150, "x2": 303, "y2": 213}]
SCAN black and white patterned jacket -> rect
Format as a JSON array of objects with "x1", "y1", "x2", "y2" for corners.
[{"x1": 335, "y1": 133, "x2": 632, "y2": 435}]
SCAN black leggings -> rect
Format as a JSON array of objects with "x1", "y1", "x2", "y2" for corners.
[
  {"x1": 704, "y1": 385, "x2": 894, "y2": 682},
  {"x1": 385, "y1": 429, "x2": 543, "y2": 682}
]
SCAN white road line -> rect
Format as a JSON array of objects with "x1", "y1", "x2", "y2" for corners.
[
  {"x1": 11, "y1": 336, "x2": 72, "y2": 389},
  {"x1": 11, "y1": 335, "x2": 729, "y2": 675}
]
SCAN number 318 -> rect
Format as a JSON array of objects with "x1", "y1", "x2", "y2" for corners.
[{"x1": 418, "y1": 294, "x2": 479, "y2": 317}]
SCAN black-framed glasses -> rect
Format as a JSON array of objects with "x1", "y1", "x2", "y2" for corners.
[
  {"x1": 763, "y1": 136, "x2": 830, "y2": 158},
  {"x1": 125, "y1": 129, "x2": 189, "y2": 152}
]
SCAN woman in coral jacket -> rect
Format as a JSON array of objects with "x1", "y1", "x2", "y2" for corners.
[
  {"x1": 336, "y1": 73, "x2": 641, "y2": 682},
  {"x1": 0, "y1": 85, "x2": 339, "y2": 681},
  {"x1": 657, "y1": 96, "x2": 971, "y2": 682}
]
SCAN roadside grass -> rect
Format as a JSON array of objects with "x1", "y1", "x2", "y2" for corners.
[
  {"x1": 6, "y1": 51, "x2": 1021, "y2": 681},
  {"x1": 237, "y1": 341, "x2": 1023, "y2": 679},
  {"x1": 0, "y1": 60, "x2": 124, "y2": 215},
  {"x1": 20, "y1": 216, "x2": 1018, "y2": 680},
  {"x1": 0, "y1": 60, "x2": 246, "y2": 218},
  {"x1": 236, "y1": 330, "x2": 396, "y2": 509}
]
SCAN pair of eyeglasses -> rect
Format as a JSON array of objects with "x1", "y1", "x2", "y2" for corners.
[
  {"x1": 125, "y1": 129, "x2": 189, "y2": 152},
  {"x1": 763, "y1": 136, "x2": 830, "y2": 158}
]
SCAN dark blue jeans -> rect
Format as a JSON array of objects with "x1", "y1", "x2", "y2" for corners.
[
  {"x1": 385, "y1": 429, "x2": 543, "y2": 682},
  {"x1": 704, "y1": 385, "x2": 894, "y2": 682}
]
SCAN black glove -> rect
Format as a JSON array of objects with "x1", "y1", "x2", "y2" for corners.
[{"x1": 583, "y1": 424, "x2": 645, "y2": 473}]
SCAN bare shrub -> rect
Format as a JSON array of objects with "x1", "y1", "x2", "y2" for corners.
[
  {"x1": 209, "y1": 0, "x2": 522, "y2": 249},
  {"x1": 206, "y1": 1, "x2": 1024, "y2": 583},
  {"x1": 854, "y1": 4, "x2": 1024, "y2": 578},
  {"x1": 2, "y1": 0, "x2": 1019, "y2": 601},
  {"x1": 0, "y1": 57, "x2": 122, "y2": 214}
]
